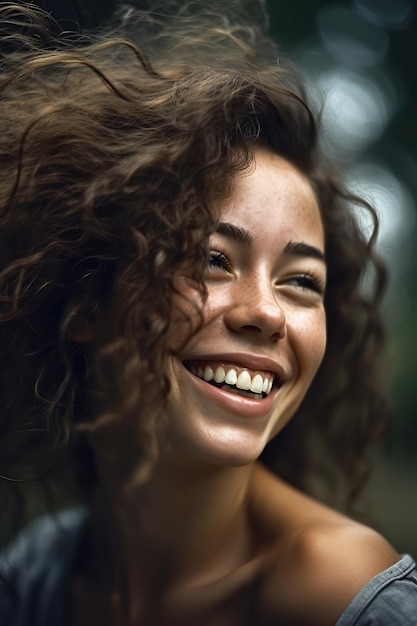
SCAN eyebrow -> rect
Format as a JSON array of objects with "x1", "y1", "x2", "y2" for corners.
[
  {"x1": 215, "y1": 222, "x2": 325, "y2": 262},
  {"x1": 215, "y1": 222, "x2": 253, "y2": 246},
  {"x1": 283, "y1": 241, "x2": 325, "y2": 262}
]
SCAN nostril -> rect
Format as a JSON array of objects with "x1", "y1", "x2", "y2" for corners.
[
  {"x1": 240, "y1": 325, "x2": 263, "y2": 333},
  {"x1": 273, "y1": 326, "x2": 286, "y2": 340},
  {"x1": 224, "y1": 299, "x2": 286, "y2": 339},
  {"x1": 238, "y1": 324, "x2": 286, "y2": 340}
]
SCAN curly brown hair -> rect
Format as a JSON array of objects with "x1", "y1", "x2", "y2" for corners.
[{"x1": 0, "y1": 2, "x2": 387, "y2": 516}]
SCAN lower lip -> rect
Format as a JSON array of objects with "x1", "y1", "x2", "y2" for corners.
[{"x1": 184, "y1": 366, "x2": 279, "y2": 419}]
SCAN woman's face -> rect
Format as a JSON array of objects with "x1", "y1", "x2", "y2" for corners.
[{"x1": 165, "y1": 149, "x2": 327, "y2": 467}]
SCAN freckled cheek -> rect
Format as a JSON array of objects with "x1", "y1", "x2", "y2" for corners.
[
  {"x1": 167, "y1": 286, "x2": 204, "y2": 350},
  {"x1": 169, "y1": 291, "x2": 228, "y2": 354},
  {"x1": 290, "y1": 310, "x2": 327, "y2": 375}
]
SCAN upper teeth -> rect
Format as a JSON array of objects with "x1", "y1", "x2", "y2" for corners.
[{"x1": 189, "y1": 364, "x2": 274, "y2": 395}]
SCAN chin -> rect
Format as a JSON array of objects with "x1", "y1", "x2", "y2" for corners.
[{"x1": 165, "y1": 421, "x2": 273, "y2": 469}]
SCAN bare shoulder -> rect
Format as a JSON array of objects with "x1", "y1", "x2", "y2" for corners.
[
  {"x1": 264, "y1": 521, "x2": 399, "y2": 625},
  {"x1": 251, "y1": 465, "x2": 400, "y2": 625}
]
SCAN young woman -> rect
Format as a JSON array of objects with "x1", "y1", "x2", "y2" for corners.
[{"x1": 0, "y1": 3, "x2": 416, "y2": 625}]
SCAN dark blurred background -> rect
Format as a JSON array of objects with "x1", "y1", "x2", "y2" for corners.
[
  {"x1": 265, "y1": 0, "x2": 417, "y2": 556},
  {"x1": 11, "y1": 0, "x2": 417, "y2": 554}
]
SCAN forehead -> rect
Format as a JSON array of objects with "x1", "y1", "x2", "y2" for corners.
[{"x1": 219, "y1": 149, "x2": 324, "y2": 250}]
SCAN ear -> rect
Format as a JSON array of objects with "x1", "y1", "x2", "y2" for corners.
[{"x1": 69, "y1": 319, "x2": 98, "y2": 344}]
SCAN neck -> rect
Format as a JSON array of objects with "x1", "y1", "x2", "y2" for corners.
[{"x1": 88, "y1": 456, "x2": 256, "y2": 613}]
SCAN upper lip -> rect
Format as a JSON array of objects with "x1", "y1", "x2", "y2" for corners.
[{"x1": 181, "y1": 352, "x2": 287, "y2": 381}]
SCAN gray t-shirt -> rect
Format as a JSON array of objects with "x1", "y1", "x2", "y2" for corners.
[
  {"x1": 0, "y1": 509, "x2": 88, "y2": 626},
  {"x1": 1, "y1": 510, "x2": 417, "y2": 625}
]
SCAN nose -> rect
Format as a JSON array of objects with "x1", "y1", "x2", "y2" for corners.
[{"x1": 223, "y1": 279, "x2": 286, "y2": 341}]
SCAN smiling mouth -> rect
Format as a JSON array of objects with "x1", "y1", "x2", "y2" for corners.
[{"x1": 183, "y1": 361, "x2": 275, "y2": 400}]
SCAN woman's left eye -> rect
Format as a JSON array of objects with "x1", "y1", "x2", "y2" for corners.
[
  {"x1": 287, "y1": 274, "x2": 325, "y2": 295},
  {"x1": 207, "y1": 250, "x2": 231, "y2": 272}
]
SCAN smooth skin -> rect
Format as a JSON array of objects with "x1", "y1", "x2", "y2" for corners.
[{"x1": 70, "y1": 150, "x2": 399, "y2": 626}]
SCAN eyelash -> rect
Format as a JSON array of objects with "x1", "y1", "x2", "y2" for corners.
[
  {"x1": 208, "y1": 250, "x2": 231, "y2": 272},
  {"x1": 288, "y1": 273, "x2": 324, "y2": 295}
]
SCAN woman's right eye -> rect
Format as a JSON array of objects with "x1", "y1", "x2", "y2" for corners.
[{"x1": 207, "y1": 250, "x2": 231, "y2": 272}]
